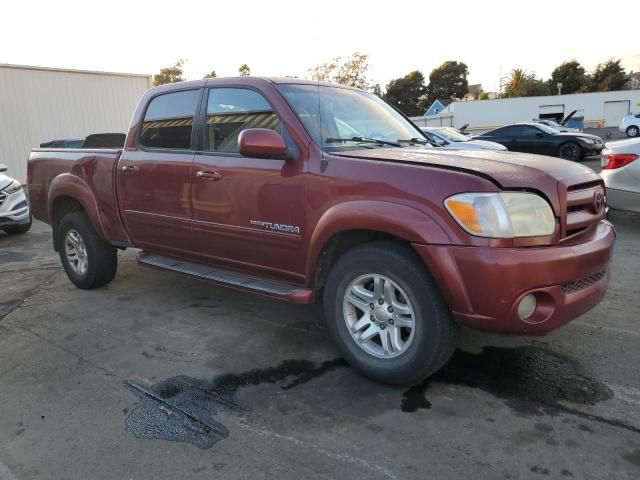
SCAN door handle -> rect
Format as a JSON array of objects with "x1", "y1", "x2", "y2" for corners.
[
  {"x1": 121, "y1": 165, "x2": 139, "y2": 172},
  {"x1": 196, "y1": 170, "x2": 222, "y2": 181}
]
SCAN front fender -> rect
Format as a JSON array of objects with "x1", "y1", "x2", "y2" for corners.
[
  {"x1": 306, "y1": 200, "x2": 450, "y2": 278},
  {"x1": 48, "y1": 173, "x2": 108, "y2": 241}
]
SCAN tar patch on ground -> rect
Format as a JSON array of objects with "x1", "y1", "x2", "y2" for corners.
[
  {"x1": 401, "y1": 346, "x2": 613, "y2": 415},
  {"x1": 125, "y1": 358, "x2": 346, "y2": 449}
]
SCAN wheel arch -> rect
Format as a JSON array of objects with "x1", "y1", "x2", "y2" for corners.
[
  {"x1": 48, "y1": 174, "x2": 107, "y2": 251},
  {"x1": 307, "y1": 201, "x2": 450, "y2": 291}
]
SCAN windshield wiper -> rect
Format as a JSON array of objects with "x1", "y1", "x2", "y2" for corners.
[
  {"x1": 397, "y1": 137, "x2": 439, "y2": 147},
  {"x1": 326, "y1": 136, "x2": 402, "y2": 147}
]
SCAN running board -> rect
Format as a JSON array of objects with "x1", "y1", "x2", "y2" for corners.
[{"x1": 137, "y1": 252, "x2": 314, "y2": 304}]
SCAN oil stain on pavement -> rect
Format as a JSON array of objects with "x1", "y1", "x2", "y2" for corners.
[
  {"x1": 125, "y1": 358, "x2": 346, "y2": 449},
  {"x1": 402, "y1": 346, "x2": 613, "y2": 415}
]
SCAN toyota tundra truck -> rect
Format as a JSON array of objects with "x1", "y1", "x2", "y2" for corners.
[{"x1": 28, "y1": 77, "x2": 615, "y2": 384}]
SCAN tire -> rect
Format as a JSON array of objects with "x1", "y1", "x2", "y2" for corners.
[
  {"x1": 323, "y1": 241, "x2": 458, "y2": 385},
  {"x1": 3, "y1": 215, "x2": 32, "y2": 235},
  {"x1": 57, "y1": 211, "x2": 117, "y2": 289},
  {"x1": 558, "y1": 141, "x2": 582, "y2": 161},
  {"x1": 626, "y1": 126, "x2": 639, "y2": 138}
]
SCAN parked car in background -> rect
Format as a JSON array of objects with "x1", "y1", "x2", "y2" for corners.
[
  {"x1": 473, "y1": 123, "x2": 603, "y2": 161},
  {"x1": 600, "y1": 137, "x2": 640, "y2": 212},
  {"x1": 530, "y1": 110, "x2": 580, "y2": 132},
  {"x1": 420, "y1": 127, "x2": 507, "y2": 151},
  {"x1": 619, "y1": 113, "x2": 640, "y2": 137},
  {"x1": 0, "y1": 163, "x2": 31, "y2": 234},
  {"x1": 28, "y1": 77, "x2": 615, "y2": 385}
]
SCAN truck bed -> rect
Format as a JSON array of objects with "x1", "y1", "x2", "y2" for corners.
[{"x1": 28, "y1": 148, "x2": 123, "y2": 237}]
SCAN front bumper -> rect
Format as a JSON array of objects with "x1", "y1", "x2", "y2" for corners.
[
  {"x1": 413, "y1": 221, "x2": 616, "y2": 335},
  {"x1": 0, "y1": 188, "x2": 31, "y2": 228},
  {"x1": 583, "y1": 142, "x2": 603, "y2": 156}
]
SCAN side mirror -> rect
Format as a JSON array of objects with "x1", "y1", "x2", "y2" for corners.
[
  {"x1": 536, "y1": 132, "x2": 544, "y2": 138},
  {"x1": 0, "y1": 164, "x2": 7, "y2": 173},
  {"x1": 239, "y1": 129, "x2": 287, "y2": 158}
]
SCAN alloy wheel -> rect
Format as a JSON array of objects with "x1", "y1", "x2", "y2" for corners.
[{"x1": 64, "y1": 229, "x2": 88, "y2": 275}]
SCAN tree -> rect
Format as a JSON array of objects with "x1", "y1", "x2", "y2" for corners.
[
  {"x1": 588, "y1": 59, "x2": 627, "y2": 92},
  {"x1": 478, "y1": 91, "x2": 490, "y2": 100},
  {"x1": 238, "y1": 64, "x2": 251, "y2": 76},
  {"x1": 502, "y1": 68, "x2": 550, "y2": 97},
  {"x1": 383, "y1": 71, "x2": 427, "y2": 117},
  {"x1": 425, "y1": 61, "x2": 469, "y2": 105},
  {"x1": 548, "y1": 60, "x2": 586, "y2": 94},
  {"x1": 203, "y1": 69, "x2": 217, "y2": 79},
  {"x1": 309, "y1": 52, "x2": 370, "y2": 89},
  {"x1": 371, "y1": 83, "x2": 383, "y2": 97},
  {"x1": 153, "y1": 59, "x2": 185, "y2": 86}
]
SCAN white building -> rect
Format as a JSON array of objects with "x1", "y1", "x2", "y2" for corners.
[
  {"x1": 413, "y1": 90, "x2": 640, "y2": 132},
  {"x1": 0, "y1": 64, "x2": 152, "y2": 182}
]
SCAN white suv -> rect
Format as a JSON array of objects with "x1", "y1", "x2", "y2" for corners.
[
  {"x1": 0, "y1": 164, "x2": 31, "y2": 234},
  {"x1": 619, "y1": 113, "x2": 640, "y2": 137}
]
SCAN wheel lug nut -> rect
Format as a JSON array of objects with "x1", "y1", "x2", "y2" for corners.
[
  {"x1": 389, "y1": 319, "x2": 394, "y2": 325},
  {"x1": 370, "y1": 315, "x2": 374, "y2": 321},
  {"x1": 387, "y1": 306, "x2": 393, "y2": 313},
  {"x1": 378, "y1": 299, "x2": 384, "y2": 305},
  {"x1": 380, "y1": 324, "x2": 386, "y2": 329},
  {"x1": 369, "y1": 303, "x2": 374, "y2": 309}
]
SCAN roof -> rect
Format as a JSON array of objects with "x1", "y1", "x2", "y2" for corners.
[
  {"x1": 435, "y1": 98, "x2": 454, "y2": 107},
  {"x1": 0, "y1": 63, "x2": 151, "y2": 79}
]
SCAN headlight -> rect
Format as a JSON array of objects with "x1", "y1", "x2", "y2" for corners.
[
  {"x1": 445, "y1": 192, "x2": 556, "y2": 238},
  {"x1": 3, "y1": 179, "x2": 22, "y2": 194}
]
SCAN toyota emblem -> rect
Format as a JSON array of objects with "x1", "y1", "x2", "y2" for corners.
[{"x1": 592, "y1": 191, "x2": 605, "y2": 214}]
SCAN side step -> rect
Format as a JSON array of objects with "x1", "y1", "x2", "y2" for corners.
[{"x1": 137, "y1": 252, "x2": 314, "y2": 304}]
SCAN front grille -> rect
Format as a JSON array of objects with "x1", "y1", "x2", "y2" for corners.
[
  {"x1": 560, "y1": 269, "x2": 606, "y2": 294},
  {"x1": 563, "y1": 181, "x2": 606, "y2": 237},
  {"x1": 0, "y1": 191, "x2": 6, "y2": 207}
]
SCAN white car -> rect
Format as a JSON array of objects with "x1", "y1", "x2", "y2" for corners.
[
  {"x1": 619, "y1": 113, "x2": 640, "y2": 137},
  {"x1": 0, "y1": 163, "x2": 31, "y2": 234},
  {"x1": 420, "y1": 127, "x2": 507, "y2": 151},
  {"x1": 600, "y1": 138, "x2": 640, "y2": 212}
]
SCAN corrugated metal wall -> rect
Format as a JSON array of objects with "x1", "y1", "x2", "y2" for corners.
[{"x1": 0, "y1": 64, "x2": 152, "y2": 182}]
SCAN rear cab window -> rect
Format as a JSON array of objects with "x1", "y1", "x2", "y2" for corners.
[{"x1": 140, "y1": 90, "x2": 199, "y2": 149}]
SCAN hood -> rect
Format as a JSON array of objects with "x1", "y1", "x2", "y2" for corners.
[
  {"x1": 334, "y1": 147, "x2": 599, "y2": 204},
  {"x1": 553, "y1": 131, "x2": 601, "y2": 141},
  {"x1": 463, "y1": 140, "x2": 507, "y2": 151},
  {"x1": 561, "y1": 109, "x2": 578, "y2": 126},
  {"x1": 0, "y1": 173, "x2": 12, "y2": 190}
]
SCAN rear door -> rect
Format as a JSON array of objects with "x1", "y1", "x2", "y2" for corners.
[
  {"x1": 190, "y1": 87, "x2": 307, "y2": 282},
  {"x1": 117, "y1": 88, "x2": 201, "y2": 255}
]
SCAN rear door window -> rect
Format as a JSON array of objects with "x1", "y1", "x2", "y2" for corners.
[
  {"x1": 140, "y1": 90, "x2": 199, "y2": 149},
  {"x1": 205, "y1": 88, "x2": 281, "y2": 152}
]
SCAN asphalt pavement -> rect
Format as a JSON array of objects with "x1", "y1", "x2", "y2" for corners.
[{"x1": 0, "y1": 173, "x2": 638, "y2": 479}]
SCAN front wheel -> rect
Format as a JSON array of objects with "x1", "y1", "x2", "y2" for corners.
[
  {"x1": 57, "y1": 212, "x2": 117, "y2": 289},
  {"x1": 558, "y1": 141, "x2": 582, "y2": 161},
  {"x1": 323, "y1": 241, "x2": 458, "y2": 385},
  {"x1": 626, "y1": 126, "x2": 639, "y2": 137}
]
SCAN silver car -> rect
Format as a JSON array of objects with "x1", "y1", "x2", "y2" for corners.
[
  {"x1": 600, "y1": 138, "x2": 640, "y2": 212},
  {"x1": 421, "y1": 127, "x2": 507, "y2": 151},
  {"x1": 0, "y1": 164, "x2": 31, "y2": 234}
]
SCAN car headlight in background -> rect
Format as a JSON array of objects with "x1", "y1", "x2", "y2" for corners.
[
  {"x1": 445, "y1": 192, "x2": 556, "y2": 238},
  {"x1": 2, "y1": 179, "x2": 23, "y2": 194}
]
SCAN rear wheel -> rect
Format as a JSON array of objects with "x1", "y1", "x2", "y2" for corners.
[
  {"x1": 558, "y1": 141, "x2": 582, "y2": 161},
  {"x1": 323, "y1": 241, "x2": 458, "y2": 385},
  {"x1": 626, "y1": 126, "x2": 639, "y2": 138},
  {"x1": 57, "y1": 212, "x2": 117, "y2": 289}
]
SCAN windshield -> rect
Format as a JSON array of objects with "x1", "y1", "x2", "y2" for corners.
[
  {"x1": 534, "y1": 123, "x2": 560, "y2": 134},
  {"x1": 433, "y1": 127, "x2": 469, "y2": 142},
  {"x1": 277, "y1": 84, "x2": 427, "y2": 150}
]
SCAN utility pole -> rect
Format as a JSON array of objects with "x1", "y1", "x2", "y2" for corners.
[{"x1": 557, "y1": 82, "x2": 563, "y2": 95}]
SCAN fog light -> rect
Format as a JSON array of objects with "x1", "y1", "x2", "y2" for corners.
[{"x1": 518, "y1": 294, "x2": 537, "y2": 320}]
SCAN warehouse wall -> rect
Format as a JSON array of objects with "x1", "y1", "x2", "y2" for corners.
[
  {"x1": 0, "y1": 64, "x2": 152, "y2": 182},
  {"x1": 445, "y1": 90, "x2": 640, "y2": 131}
]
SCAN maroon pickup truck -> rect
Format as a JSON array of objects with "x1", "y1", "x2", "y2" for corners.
[{"x1": 28, "y1": 77, "x2": 615, "y2": 384}]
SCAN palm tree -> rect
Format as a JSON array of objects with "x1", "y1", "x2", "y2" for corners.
[{"x1": 503, "y1": 68, "x2": 527, "y2": 97}]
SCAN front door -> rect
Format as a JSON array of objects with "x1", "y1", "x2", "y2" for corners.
[
  {"x1": 117, "y1": 88, "x2": 200, "y2": 255},
  {"x1": 190, "y1": 87, "x2": 307, "y2": 283}
]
